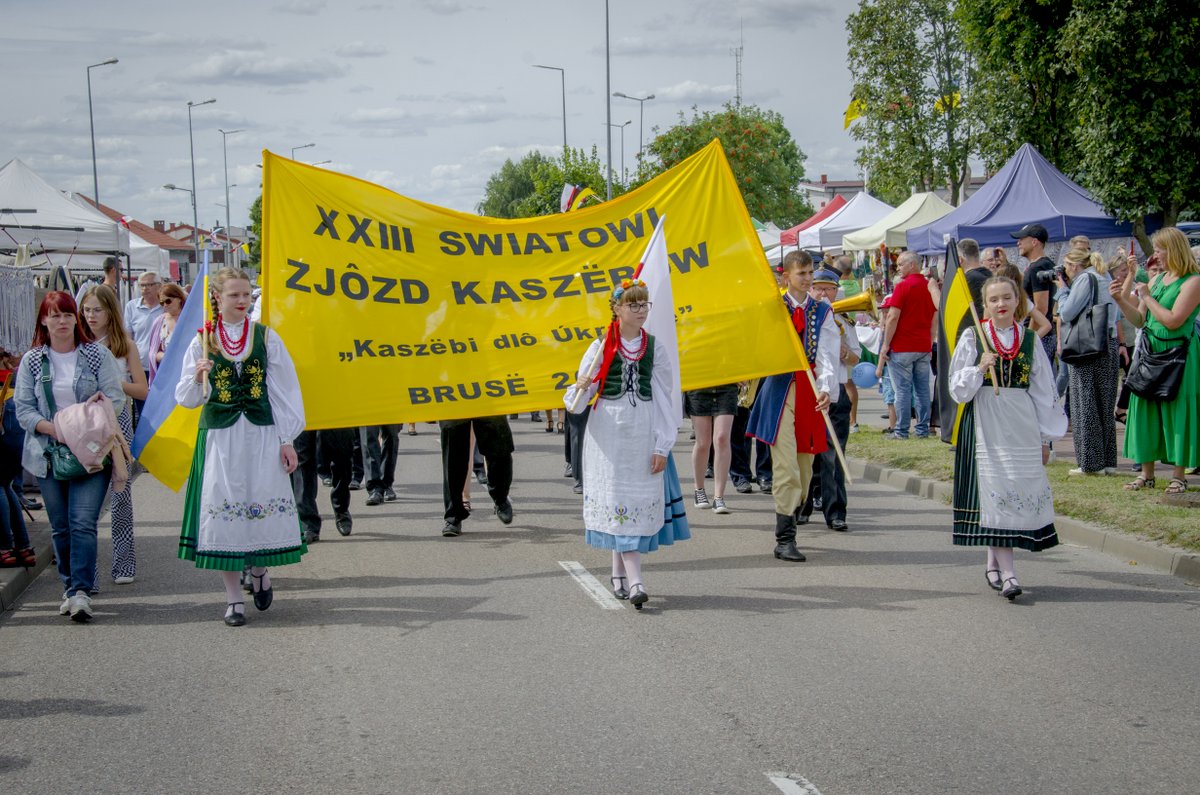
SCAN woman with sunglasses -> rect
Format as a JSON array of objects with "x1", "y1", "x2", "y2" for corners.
[
  {"x1": 147, "y1": 282, "x2": 188, "y2": 384},
  {"x1": 80, "y1": 285, "x2": 147, "y2": 585}
]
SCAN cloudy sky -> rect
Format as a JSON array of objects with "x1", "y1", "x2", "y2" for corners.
[{"x1": 0, "y1": 0, "x2": 859, "y2": 232}]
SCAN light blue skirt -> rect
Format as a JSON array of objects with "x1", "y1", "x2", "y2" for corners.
[{"x1": 585, "y1": 454, "x2": 691, "y2": 553}]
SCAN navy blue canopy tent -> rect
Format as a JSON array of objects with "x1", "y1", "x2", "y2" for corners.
[{"x1": 906, "y1": 143, "x2": 1135, "y2": 255}]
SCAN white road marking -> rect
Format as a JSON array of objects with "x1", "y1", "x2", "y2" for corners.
[
  {"x1": 558, "y1": 561, "x2": 625, "y2": 610},
  {"x1": 766, "y1": 772, "x2": 824, "y2": 795}
]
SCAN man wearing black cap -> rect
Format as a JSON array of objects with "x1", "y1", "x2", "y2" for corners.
[{"x1": 1013, "y1": 223, "x2": 1058, "y2": 365}]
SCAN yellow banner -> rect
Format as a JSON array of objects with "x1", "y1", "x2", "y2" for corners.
[{"x1": 262, "y1": 139, "x2": 806, "y2": 428}]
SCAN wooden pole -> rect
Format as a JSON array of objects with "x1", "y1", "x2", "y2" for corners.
[
  {"x1": 966, "y1": 300, "x2": 1000, "y2": 395},
  {"x1": 801, "y1": 367, "x2": 853, "y2": 486},
  {"x1": 200, "y1": 272, "x2": 211, "y2": 398}
]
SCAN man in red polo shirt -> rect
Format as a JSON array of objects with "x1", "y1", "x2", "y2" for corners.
[{"x1": 874, "y1": 251, "x2": 936, "y2": 438}]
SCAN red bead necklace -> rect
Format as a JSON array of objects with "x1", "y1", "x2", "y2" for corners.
[
  {"x1": 217, "y1": 315, "x2": 250, "y2": 357},
  {"x1": 986, "y1": 320, "x2": 1021, "y2": 361},
  {"x1": 617, "y1": 329, "x2": 649, "y2": 362}
]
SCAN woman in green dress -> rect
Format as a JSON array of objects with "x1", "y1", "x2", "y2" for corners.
[{"x1": 1110, "y1": 227, "x2": 1200, "y2": 494}]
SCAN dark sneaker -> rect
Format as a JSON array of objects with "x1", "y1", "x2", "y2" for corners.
[
  {"x1": 494, "y1": 499, "x2": 514, "y2": 525},
  {"x1": 382, "y1": 487, "x2": 398, "y2": 502},
  {"x1": 442, "y1": 520, "x2": 462, "y2": 537},
  {"x1": 365, "y1": 489, "x2": 383, "y2": 506},
  {"x1": 348, "y1": 479, "x2": 363, "y2": 491},
  {"x1": 302, "y1": 529, "x2": 320, "y2": 544},
  {"x1": 733, "y1": 479, "x2": 753, "y2": 494},
  {"x1": 758, "y1": 479, "x2": 773, "y2": 495}
]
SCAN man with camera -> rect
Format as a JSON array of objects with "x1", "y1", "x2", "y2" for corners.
[{"x1": 1014, "y1": 223, "x2": 1059, "y2": 366}]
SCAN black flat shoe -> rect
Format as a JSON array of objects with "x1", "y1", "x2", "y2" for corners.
[
  {"x1": 224, "y1": 602, "x2": 246, "y2": 627},
  {"x1": 494, "y1": 499, "x2": 514, "y2": 525},
  {"x1": 773, "y1": 541, "x2": 807, "y2": 562},
  {"x1": 985, "y1": 569, "x2": 1003, "y2": 591},
  {"x1": 829, "y1": 519, "x2": 848, "y2": 531},
  {"x1": 442, "y1": 520, "x2": 462, "y2": 537},
  {"x1": 629, "y1": 584, "x2": 649, "y2": 610},
  {"x1": 250, "y1": 572, "x2": 273, "y2": 611},
  {"x1": 1001, "y1": 577, "x2": 1022, "y2": 601},
  {"x1": 611, "y1": 576, "x2": 629, "y2": 600}
]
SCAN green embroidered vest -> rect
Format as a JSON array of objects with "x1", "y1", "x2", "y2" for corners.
[
  {"x1": 599, "y1": 333, "x2": 655, "y2": 401},
  {"x1": 975, "y1": 324, "x2": 1034, "y2": 389},
  {"x1": 200, "y1": 323, "x2": 275, "y2": 430}
]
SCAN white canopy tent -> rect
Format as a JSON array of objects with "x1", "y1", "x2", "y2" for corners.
[
  {"x1": 809, "y1": 192, "x2": 895, "y2": 252},
  {"x1": 0, "y1": 159, "x2": 130, "y2": 261},
  {"x1": 842, "y1": 192, "x2": 954, "y2": 252},
  {"x1": 65, "y1": 193, "x2": 170, "y2": 276}
]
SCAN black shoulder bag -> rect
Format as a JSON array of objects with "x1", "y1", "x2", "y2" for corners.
[
  {"x1": 1060, "y1": 274, "x2": 1108, "y2": 365},
  {"x1": 1125, "y1": 330, "x2": 1190, "y2": 402}
]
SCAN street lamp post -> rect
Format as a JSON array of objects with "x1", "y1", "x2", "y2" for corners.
[
  {"x1": 612, "y1": 91, "x2": 655, "y2": 162},
  {"x1": 606, "y1": 121, "x2": 631, "y2": 182},
  {"x1": 163, "y1": 183, "x2": 194, "y2": 268},
  {"x1": 219, "y1": 128, "x2": 243, "y2": 267},
  {"x1": 291, "y1": 143, "x2": 315, "y2": 159},
  {"x1": 86, "y1": 58, "x2": 118, "y2": 209},
  {"x1": 532, "y1": 64, "x2": 567, "y2": 152},
  {"x1": 604, "y1": 0, "x2": 612, "y2": 200},
  {"x1": 187, "y1": 98, "x2": 216, "y2": 283}
]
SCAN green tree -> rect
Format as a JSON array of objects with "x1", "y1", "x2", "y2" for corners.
[
  {"x1": 246, "y1": 193, "x2": 262, "y2": 269},
  {"x1": 1061, "y1": 0, "x2": 1200, "y2": 243},
  {"x1": 957, "y1": 0, "x2": 1079, "y2": 175},
  {"x1": 846, "y1": 0, "x2": 976, "y2": 205},
  {"x1": 477, "y1": 147, "x2": 614, "y2": 218},
  {"x1": 638, "y1": 103, "x2": 811, "y2": 227}
]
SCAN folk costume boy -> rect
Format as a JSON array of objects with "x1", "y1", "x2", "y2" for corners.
[{"x1": 746, "y1": 251, "x2": 840, "y2": 562}]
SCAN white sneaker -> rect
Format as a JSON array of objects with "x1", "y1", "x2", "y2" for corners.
[
  {"x1": 59, "y1": 592, "x2": 71, "y2": 616},
  {"x1": 68, "y1": 592, "x2": 93, "y2": 623},
  {"x1": 849, "y1": 423, "x2": 860, "y2": 434},
  {"x1": 114, "y1": 575, "x2": 135, "y2": 585},
  {"x1": 1068, "y1": 468, "x2": 1100, "y2": 476},
  {"x1": 712, "y1": 497, "x2": 730, "y2": 514},
  {"x1": 693, "y1": 488, "x2": 710, "y2": 509}
]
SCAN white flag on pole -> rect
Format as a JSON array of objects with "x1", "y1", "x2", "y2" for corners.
[{"x1": 634, "y1": 216, "x2": 682, "y2": 432}]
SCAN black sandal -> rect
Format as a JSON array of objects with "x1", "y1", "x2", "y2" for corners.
[{"x1": 985, "y1": 569, "x2": 1002, "y2": 591}]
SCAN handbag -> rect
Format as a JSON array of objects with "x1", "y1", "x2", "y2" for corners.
[
  {"x1": 1060, "y1": 274, "x2": 1109, "y2": 364},
  {"x1": 1125, "y1": 332, "x2": 1190, "y2": 402},
  {"x1": 39, "y1": 352, "x2": 91, "y2": 480}
]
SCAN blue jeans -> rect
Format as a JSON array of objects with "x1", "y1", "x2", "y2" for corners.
[
  {"x1": 38, "y1": 470, "x2": 111, "y2": 597},
  {"x1": 889, "y1": 351, "x2": 931, "y2": 438}
]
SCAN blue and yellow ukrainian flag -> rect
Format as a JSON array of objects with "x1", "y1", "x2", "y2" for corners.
[{"x1": 131, "y1": 257, "x2": 209, "y2": 491}]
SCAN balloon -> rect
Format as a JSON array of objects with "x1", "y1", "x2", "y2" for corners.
[{"x1": 852, "y1": 361, "x2": 879, "y2": 388}]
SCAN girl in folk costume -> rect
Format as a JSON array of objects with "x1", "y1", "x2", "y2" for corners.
[
  {"x1": 745, "y1": 250, "x2": 840, "y2": 562},
  {"x1": 176, "y1": 267, "x2": 307, "y2": 626},
  {"x1": 950, "y1": 276, "x2": 1067, "y2": 601},
  {"x1": 564, "y1": 279, "x2": 689, "y2": 610}
]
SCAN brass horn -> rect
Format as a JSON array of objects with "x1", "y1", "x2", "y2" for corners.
[{"x1": 831, "y1": 290, "x2": 879, "y2": 320}]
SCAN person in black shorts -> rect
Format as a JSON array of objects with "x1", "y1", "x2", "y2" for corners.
[{"x1": 685, "y1": 383, "x2": 739, "y2": 514}]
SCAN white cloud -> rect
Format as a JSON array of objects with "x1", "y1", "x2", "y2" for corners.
[
  {"x1": 334, "y1": 42, "x2": 389, "y2": 58},
  {"x1": 273, "y1": 0, "x2": 326, "y2": 15},
  {"x1": 179, "y1": 52, "x2": 348, "y2": 86},
  {"x1": 421, "y1": 0, "x2": 471, "y2": 15},
  {"x1": 654, "y1": 80, "x2": 737, "y2": 105}
]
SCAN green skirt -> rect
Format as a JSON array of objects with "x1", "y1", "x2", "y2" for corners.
[
  {"x1": 1124, "y1": 333, "x2": 1200, "y2": 468},
  {"x1": 179, "y1": 428, "x2": 308, "y2": 571}
]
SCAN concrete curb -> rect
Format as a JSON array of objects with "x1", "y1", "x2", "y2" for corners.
[
  {"x1": 0, "y1": 524, "x2": 53, "y2": 611},
  {"x1": 847, "y1": 457, "x2": 1200, "y2": 586}
]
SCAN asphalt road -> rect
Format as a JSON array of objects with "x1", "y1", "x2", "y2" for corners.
[{"x1": 2, "y1": 419, "x2": 1198, "y2": 795}]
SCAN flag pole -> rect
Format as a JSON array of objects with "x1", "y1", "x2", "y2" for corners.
[
  {"x1": 801, "y1": 367, "x2": 853, "y2": 485},
  {"x1": 967, "y1": 300, "x2": 1000, "y2": 395},
  {"x1": 201, "y1": 267, "x2": 211, "y2": 397}
]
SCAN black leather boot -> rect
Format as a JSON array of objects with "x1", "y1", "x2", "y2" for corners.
[{"x1": 773, "y1": 513, "x2": 806, "y2": 561}]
